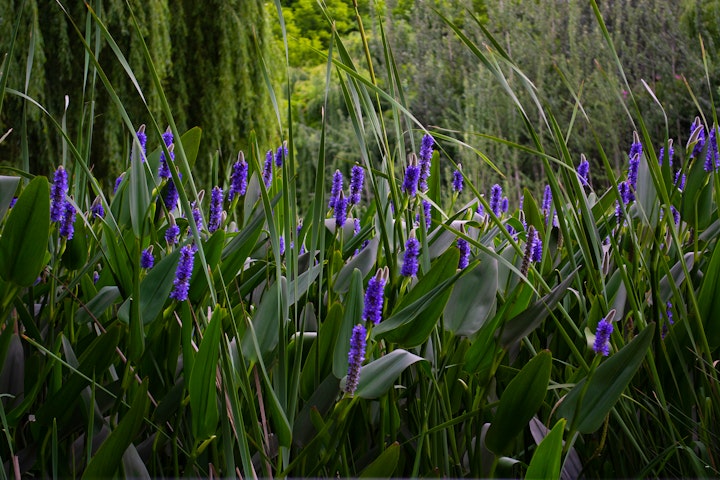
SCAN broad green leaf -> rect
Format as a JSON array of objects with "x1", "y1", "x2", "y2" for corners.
[
  {"x1": 138, "y1": 247, "x2": 181, "y2": 325},
  {"x1": 288, "y1": 261, "x2": 323, "y2": 307},
  {"x1": 374, "y1": 248, "x2": 460, "y2": 347},
  {"x1": 526, "y1": 419, "x2": 566, "y2": 479},
  {"x1": 333, "y1": 269, "x2": 364, "y2": 379},
  {"x1": 301, "y1": 303, "x2": 343, "y2": 399},
  {"x1": 444, "y1": 253, "x2": 498, "y2": 336},
  {"x1": 557, "y1": 324, "x2": 654, "y2": 434},
  {"x1": 359, "y1": 441, "x2": 400, "y2": 478},
  {"x1": 75, "y1": 286, "x2": 122, "y2": 324},
  {"x1": 61, "y1": 217, "x2": 88, "y2": 270},
  {"x1": 294, "y1": 374, "x2": 341, "y2": 447},
  {"x1": 241, "y1": 278, "x2": 288, "y2": 362},
  {"x1": 36, "y1": 325, "x2": 122, "y2": 426},
  {"x1": 635, "y1": 152, "x2": 659, "y2": 227},
  {"x1": 178, "y1": 127, "x2": 202, "y2": 175},
  {"x1": 0, "y1": 175, "x2": 20, "y2": 222},
  {"x1": 486, "y1": 351, "x2": 552, "y2": 455},
  {"x1": 354, "y1": 349, "x2": 429, "y2": 399},
  {"x1": 499, "y1": 268, "x2": 579, "y2": 348},
  {"x1": 189, "y1": 309, "x2": 223, "y2": 441},
  {"x1": 698, "y1": 240, "x2": 720, "y2": 349},
  {"x1": 0, "y1": 176, "x2": 50, "y2": 286},
  {"x1": 333, "y1": 238, "x2": 379, "y2": 294},
  {"x1": 82, "y1": 381, "x2": 149, "y2": 479}
]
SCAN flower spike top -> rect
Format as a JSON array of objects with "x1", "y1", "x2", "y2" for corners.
[
  {"x1": 275, "y1": 142, "x2": 288, "y2": 168},
  {"x1": 228, "y1": 151, "x2": 249, "y2": 201},
  {"x1": 136, "y1": 124, "x2": 147, "y2": 158},
  {"x1": 350, "y1": 165, "x2": 364, "y2": 205},
  {"x1": 345, "y1": 323, "x2": 367, "y2": 395},
  {"x1": 489, "y1": 184, "x2": 503, "y2": 217},
  {"x1": 363, "y1": 267, "x2": 389, "y2": 325},
  {"x1": 688, "y1": 116, "x2": 705, "y2": 159},
  {"x1": 401, "y1": 231, "x2": 421, "y2": 278},
  {"x1": 262, "y1": 150, "x2": 273, "y2": 188},
  {"x1": 335, "y1": 191, "x2": 348, "y2": 229},
  {"x1": 329, "y1": 170, "x2": 343, "y2": 209},
  {"x1": 658, "y1": 139, "x2": 674, "y2": 167},
  {"x1": 51, "y1": 166, "x2": 69, "y2": 222},
  {"x1": 208, "y1": 186, "x2": 224, "y2": 233},
  {"x1": 402, "y1": 153, "x2": 420, "y2": 197},
  {"x1": 165, "y1": 215, "x2": 180, "y2": 246},
  {"x1": 158, "y1": 127, "x2": 175, "y2": 179},
  {"x1": 170, "y1": 244, "x2": 197, "y2": 302},
  {"x1": 418, "y1": 134, "x2": 434, "y2": 192},
  {"x1": 452, "y1": 164, "x2": 464, "y2": 193},
  {"x1": 577, "y1": 154, "x2": 590, "y2": 186},
  {"x1": 593, "y1": 310, "x2": 615, "y2": 357},
  {"x1": 140, "y1": 247, "x2": 154, "y2": 270}
]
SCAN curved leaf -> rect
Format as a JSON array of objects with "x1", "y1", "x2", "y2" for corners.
[
  {"x1": 0, "y1": 176, "x2": 50, "y2": 286},
  {"x1": 354, "y1": 349, "x2": 429, "y2": 399},
  {"x1": 526, "y1": 418, "x2": 565, "y2": 480},
  {"x1": 444, "y1": 253, "x2": 498, "y2": 336},
  {"x1": 486, "y1": 350, "x2": 552, "y2": 455}
]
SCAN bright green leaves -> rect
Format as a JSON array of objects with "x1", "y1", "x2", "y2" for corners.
[
  {"x1": 82, "y1": 381, "x2": 149, "y2": 479},
  {"x1": 485, "y1": 351, "x2": 552, "y2": 456},
  {"x1": 526, "y1": 419, "x2": 566, "y2": 479},
  {"x1": 189, "y1": 310, "x2": 223, "y2": 442},
  {"x1": 557, "y1": 324, "x2": 655, "y2": 434},
  {"x1": 444, "y1": 253, "x2": 498, "y2": 336},
  {"x1": 355, "y1": 349, "x2": 429, "y2": 399},
  {"x1": 0, "y1": 176, "x2": 50, "y2": 286}
]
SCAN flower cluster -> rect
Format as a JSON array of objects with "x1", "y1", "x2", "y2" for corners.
[
  {"x1": 401, "y1": 235, "x2": 420, "y2": 278},
  {"x1": 170, "y1": 244, "x2": 196, "y2": 302},
  {"x1": 593, "y1": 317, "x2": 613, "y2": 357},
  {"x1": 345, "y1": 324, "x2": 367, "y2": 395},
  {"x1": 363, "y1": 268, "x2": 388, "y2": 325}
]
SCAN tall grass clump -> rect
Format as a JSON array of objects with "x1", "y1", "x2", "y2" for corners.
[{"x1": 0, "y1": 0, "x2": 718, "y2": 477}]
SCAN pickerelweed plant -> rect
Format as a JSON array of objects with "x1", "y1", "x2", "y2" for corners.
[{"x1": 0, "y1": 0, "x2": 719, "y2": 477}]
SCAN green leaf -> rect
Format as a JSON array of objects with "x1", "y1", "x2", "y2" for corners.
[
  {"x1": 333, "y1": 269, "x2": 364, "y2": 379},
  {"x1": 698, "y1": 240, "x2": 720, "y2": 349},
  {"x1": 61, "y1": 217, "x2": 88, "y2": 271},
  {"x1": 444, "y1": 253, "x2": 498, "y2": 336},
  {"x1": 138, "y1": 247, "x2": 181, "y2": 325},
  {"x1": 75, "y1": 286, "x2": 122, "y2": 325},
  {"x1": 189, "y1": 309, "x2": 223, "y2": 441},
  {"x1": 0, "y1": 176, "x2": 50, "y2": 286},
  {"x1": 241, "y1": 278, "x2": 288, "y2": 362},
  {"x1": 0, "y1": 175, "x2": 20, "y2": 222},
  {"x1": 557, "y1": 324, "x2": 654, "y2": 434},
  {"x1": 128, "y1": 139, "x2": 150, "y2": 239},
  {"x1": 333, "y1": 238, "x2": 379, "y2": 294},
  {"x1": 485, "y1": 351, "x2": 552, "y2": 455},
  {"x1": 499, "y1": 268, "x2": 579, "y2": 348},
  {"x1": 359, "y1": 441, "x2": 400, "y2": 478},
  {"x1": 374, "y1": 248, "x2": 460, "y2": 347},
  {"x1": 301, "y1": 303, "x2": 343, "y2": 399},
  {"x1": 354, "y1": 349, "x2": 429, "y2": 399},
  {"x1": 526, "y1": 418, "x2": 566, "y2": 480},
  {"x1": 82, "y1": 381, "x2": 149, "y2": 479}
]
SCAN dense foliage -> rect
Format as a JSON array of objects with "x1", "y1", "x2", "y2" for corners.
[{"x1": 1, "y1": 0, "x2": 720, "y2": 478}]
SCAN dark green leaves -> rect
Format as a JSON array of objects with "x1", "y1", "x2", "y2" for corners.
[{"x1": 0, "y1": 176, "x2": 50, "y2": 286}]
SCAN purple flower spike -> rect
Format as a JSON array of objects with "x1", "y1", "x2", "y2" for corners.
[
  {"x1": 140, "y1": 248, "x2": 154, "y2": 270},
  {"x1": 275, "y1": 143, "x2": 288, "y2": 168},
  {"x1": 165, "y1": 178, "x2": 179, "y2": 211},
  {"x1": 531, "y1": 235, "x2": 543, "y2": 263},
  {"x1": 159, "y1": 127, "x2": 175, "y2": 179},
  {"x1": 335, "y1": 192, "x2": 348, "y2": 229},
  {"x1": 91, "y1": 197, "x2": 105, "y2": 219},
  {"x1": 577, "y1": 156, "x2": 590, "y2": 186},
  {"x1": 401, "y1": 235, "x2": 420, "y2": 278},
  {"x1": 418, "y1": 134, "x2": 434, "y2": 192},
  {"x1": 170, "y1": 244, "x2": 196, "y2": 302},
  {"x1": 329, "y1": 170, "x2": 343, "y2": 209},
  {"x1": 457, "y1": 237, "x2": 470, "y2": 269},
  {"x1": 136, "y1": 125, "x2": 147, "y2": 158},
  {"x1": 628, "y1": 153, "x2": 640, "y2": 192},
  {"x1": 350, "y1": 165, "x2": 364, "y2": 205},
  {"x1": 452, "y1": 165, "x2": 464, "y2": 193},
  {"x1": 403, "y1": 154, "x2": 421, "y2": 197},
  {"x1": 345, "y1": 323, "x2": 367, "y2": 395},
  {"x1": 262, "y1": 150, "x2": 273, "y2": 188},
  {"x1": 542, "y1": 185, "x2": 552, "y2": 216},
  {"x1": 363, "y1": 268, "x2": 388, "y2": 325},
  {"x1": 629, "y1": 131, "x2": 642, "y2": 159},
  {"x1": 51, "y1": 166, "x2": 69, "y2": 222},
  {"x1": 593, "y1": 317, "x2": 614, "y2": 356},
  {"x1": 489, "y1": 184, "x2": 503, "y2": 217},
  {"x1": 59, "y1": 202, "x2": 76, "y2": 239},
  {"x1": 501, "y1": 196, "x2": 509, "y2": 213},
  {"x1": 228, "y1": 152, "x2": 249, "y2": 201},
  {"x1": 690, "y1": 117, "x2": 705, "y2": 159},
  {"x1": 165, "y1": 223, "x2": 180, "y2": 246},
  {"x1": 191, "y1": 201, "x2": 204, "y2": 232},
  {"x1": 706, "y1": 125, "x2": 719, "y2": 172},
  {"x1": 113, "y1": 173, "x2": 124, "y2": 194},
  {"x1": 208, "y1": 186, "x2": 224, "y2": 233},
  {"x1": 659, "y1": 139, "x2": 674, "y2": 167}
]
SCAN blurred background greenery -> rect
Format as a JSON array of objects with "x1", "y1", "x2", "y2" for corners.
[{"x1": 2, "y1": 0, "x2": 719, "y2": 204}]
